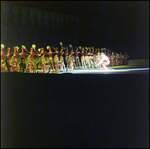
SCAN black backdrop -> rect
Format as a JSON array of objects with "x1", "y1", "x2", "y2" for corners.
[
  {"x1": 1, "y1": 1, "x2": 79, "y2": 50},
  {"x1": 1, "y1": 1, "x2": 149, "y2": 59}
]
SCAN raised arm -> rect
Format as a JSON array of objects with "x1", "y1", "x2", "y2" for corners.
[
  {"x1": 24, "y1": 48, "x2": 30, "y2": 53},
  {"x1": 34, "y1": 49, "x2": 40, "y2": 54},
  {"x1": 33, "y1": 52, "x2": 40, "y2": 57}
]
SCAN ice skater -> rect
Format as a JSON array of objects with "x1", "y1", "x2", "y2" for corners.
[{"x1": 95, "y1": 52, "x2": 110, "y2": 70}]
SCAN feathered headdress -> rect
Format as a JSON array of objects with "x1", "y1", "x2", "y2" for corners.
[
  {"x1": 22, "y1": 45, "x2": 26, "y2": 49},
  {"x1": 69, "y1": 44, "x2": 72, "y2": 48},
  {"x1": 32, "y1": 44, "x2": 36, "y2": 49},
  {"x1": 1, "y1": 44, "x2": 5, "y2": 49},
  {"x1": 59, "y1": 42, "x2": 63, "y2": 46}
]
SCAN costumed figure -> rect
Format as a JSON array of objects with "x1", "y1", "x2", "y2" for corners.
[
  {"x1": 9, "y1": 47, "x2": 20, "y2": 72},
  {"x1": 70, "y1": 46, "x2": 76, "y2": 69},
  {"x1": 45, "y1": 46, "x2": 55, "y2": 71},
  {"x1": 118, "y1": 52, "x2": 124, "y2": 66},
  {"x1": 97, "y1": 48, "x2": 101, "y2": 55},
  {"x1": 115, "y1": 52, "x2": 120, "y2": 66},
  {"x1": 75, "y1": 47, "x2": 81, "y2": 68},
  {"x1": 53, "y1": 47, "x2": 60, "y2": 70},
  {"x1": 67, "y1": 53, "x2": 74, "y2": 71},
  {"x1": 59, "y1": 46, "x2": 65, "y2": 71},
  {"x1": 91, "y1": 48, "x2": 95, "y2": 65},
  {"x1": 64, "y1": 47, "x2": 70, "y2": 71},
  {"x1": 19, "y1": 45, "x2": 28, "y2": 72},
  {"x1": 9, "y1": 46, "x2": 20, "y2": 72},
  {"x1": 124, "y1": 52, "x2": 129, "y2": 65},
  {"x1": 93, "y1": 48, "x2": 99, "y2": 67},
  {"x1": 26, "y1": 53, "x2": 37, "y2": 73},
  {"x1": 24, "y1": 44, "x2": 39, "y2": 63},
  {"x1": 1, "y1": 44, "x2": 7, "y2": 72},
  {"x1": 84, "y1": 47, "x2": 90, "y2": 68},
  {"x1": 92, "y1": 47, "x2": 97, "y2": 62},
  {"x1": 25, "y1": 44, "x2": 39, "y2": 69},
  {"x1": 88, "y1": 47, "x2": 94, "y2": 68},
  {"x1": 34, "y1": 47, "x2": 47, "y2": 69},
  {"x1": 5, "y1": 47, "x2": 13, "y2": 72},
  {"x1": 95, "y1": 52, "x2": 110, "y2": 70},
  {"x1": 110, "y1": 52, "x2": 115, "y2": 67},
  {"x1": 38, "y1": 53, "x2": 50, "y2": 73},
  {"x1": 51, "y1": 54, "x2": 62, "y2": 74},
  {"x1": 80, "y1": 47, "x2": 86, "y2": 68},
  {"x1": 25, "y1": 44, "x2": 39, "y2": 73}
]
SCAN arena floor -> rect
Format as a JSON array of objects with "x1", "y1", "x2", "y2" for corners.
[{"x1": 35, "y1": 66, "x2": 149, "y2": 74}]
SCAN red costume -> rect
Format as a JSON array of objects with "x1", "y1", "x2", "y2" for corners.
[
  {"x1": 1, "y1": 48, "x2": 6, "y2": 60},
  {"x1": 24, "y1": 48, "x2": 39, "y2": 59},
  {"x1": 20, "y1": 48, "x2": 28, "y2": 72},
  {"x1": 45, "y1": 51, "x2": 55, "y2": 57},
  {"x1": 5, "y1": 48, "x2": 13, "y2": 72},
  {"x1": 75, "y1": 51, "x2": 80, "y2": 57},
  {"x1": 20, "y1": 53, "x2": 28, "y2": 59},
  {"x1": 9, "y1": 55, "x2": 20, "y2": 72},
  {"x1": 1, "y1": 48, "x2": 6, "y2": 72}
]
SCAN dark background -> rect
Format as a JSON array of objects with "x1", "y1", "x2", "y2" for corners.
[
  {"x1": 1, "y1": 73, "x2": 149, "y2": 148},
  {"x1": 1, "y1": 1, "x2": 149, "y2": 148},
  {"x1": 1, "y1": 1, "x2": 149, "y2": 59}
]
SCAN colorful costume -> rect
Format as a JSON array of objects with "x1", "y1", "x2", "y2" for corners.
[
  {"x1": 38, "y1": 54, "x2": 50, "y2": 73},
  {"x1": 96, "y1": 53, "x2": 110, "y2": 69},
  {"x1": 1, "y1": 48, "x2": 6, "y2": 72},
  {"x1": 75, "y1": 48, "x2": 81, "y2": 68},
  {"x1": 6, "y1": 48, "x2": 13, "y2": 72},
  {"x1": 9, "y1": 55, "x2": 20, "y2": 72},
  {"x1": 19, "y1": 48, "x2": 28, "y2": 72}
]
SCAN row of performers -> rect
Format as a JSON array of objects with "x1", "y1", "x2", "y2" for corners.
[{"x1": 1, "y1": 46, "x2": 129, "y2": 73}]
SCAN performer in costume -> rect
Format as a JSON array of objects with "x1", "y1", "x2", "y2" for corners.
[
  {"x1": 34, "y1": 47, "x2": 47, "y2": 55},
  {"x1": 115, "y1": 52, "x2": 120, "y2": 66},
  {"x1": 1, "y1": 44, "x2": 7, "y2": 72},
  {"x1": 124, "y1": 52, "x2": 129, "y2": 65},
  {"x1": 13, "y1": 46, "x2": 20, "y2": 58},
  {"x1": 19, "y1": 45, "x2": 28, "y2": 73},
  {"x1": 1, "y1": 60, "x2": 6, "y2": 72},
  {"x1": 26, "y1": 53, "x2": 37, "y2": 73},
  {"x1": 38, "y1": 53, "x2": 50, "y2": 73},
  {"x1": 70, "y1": 47, "x2": 76, "y2": 69},
  {"x1": 95, "y1": 52, "x2": 110, "y2": 70},
  {"x1": 92, "y1": 47, "x2": 97, "y2": 63},
  {"x1": 67, "y1": 53, "x2": 74, "y2": 71},
  {"x1": 64, "y1": 47, "x2": 70, "y2": 71},
  {"x1": 74, "y1": 47, "x2": 81, "y2": 68},
  {"x1": 80, "y1": 47, "x2": 86, "y2": 68},
  {"x1": 97, "y1": 48, "x2": 101, "y2": 56},
  {"x1": 24, "y1": 44, "x2": 39, "y2": 67},
  {"x1": 9, "y1": 55, "x2": 20, "y2": 72},
  {"x1": 91, "y1": 48, "x2": 95, "y2": 65},
  {"x1": 110, "y1": 52, "x2": 115, "y2": 67},
  {"x1": 119, "y1": 52, "x2": 125, "y2": 65},
  {"x1": 34, "y1": 47, "x2": 47, "y2": 69},
  {"x1": 88, "y1": 47, "x2": 93, "y2": 68},
  {"x1": 6, "y1": 47, "x2": 13, "y2": 72},
  {"x1": 9, "y1": 46, "x2": 20, "y2": 72},
  {"x1": 24, "y1": 44, "x2": 39, "y2": 59},
  {"x1": 84, "y1": 47, "x2": 90, "y2": 68},
  {"x1": 45, "y1": 46, "x2": 55, "y2": 71},
  {"x1": 59, "y1": 46, "x2": 65, "y2": 71},
  {"x1": 51, "y1": 54, "x2": 62, "y2": 74}
]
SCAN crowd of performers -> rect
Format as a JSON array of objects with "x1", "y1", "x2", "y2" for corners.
[{"x1": 1, "y1": 44, "x2": 129, "y2": 73}]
